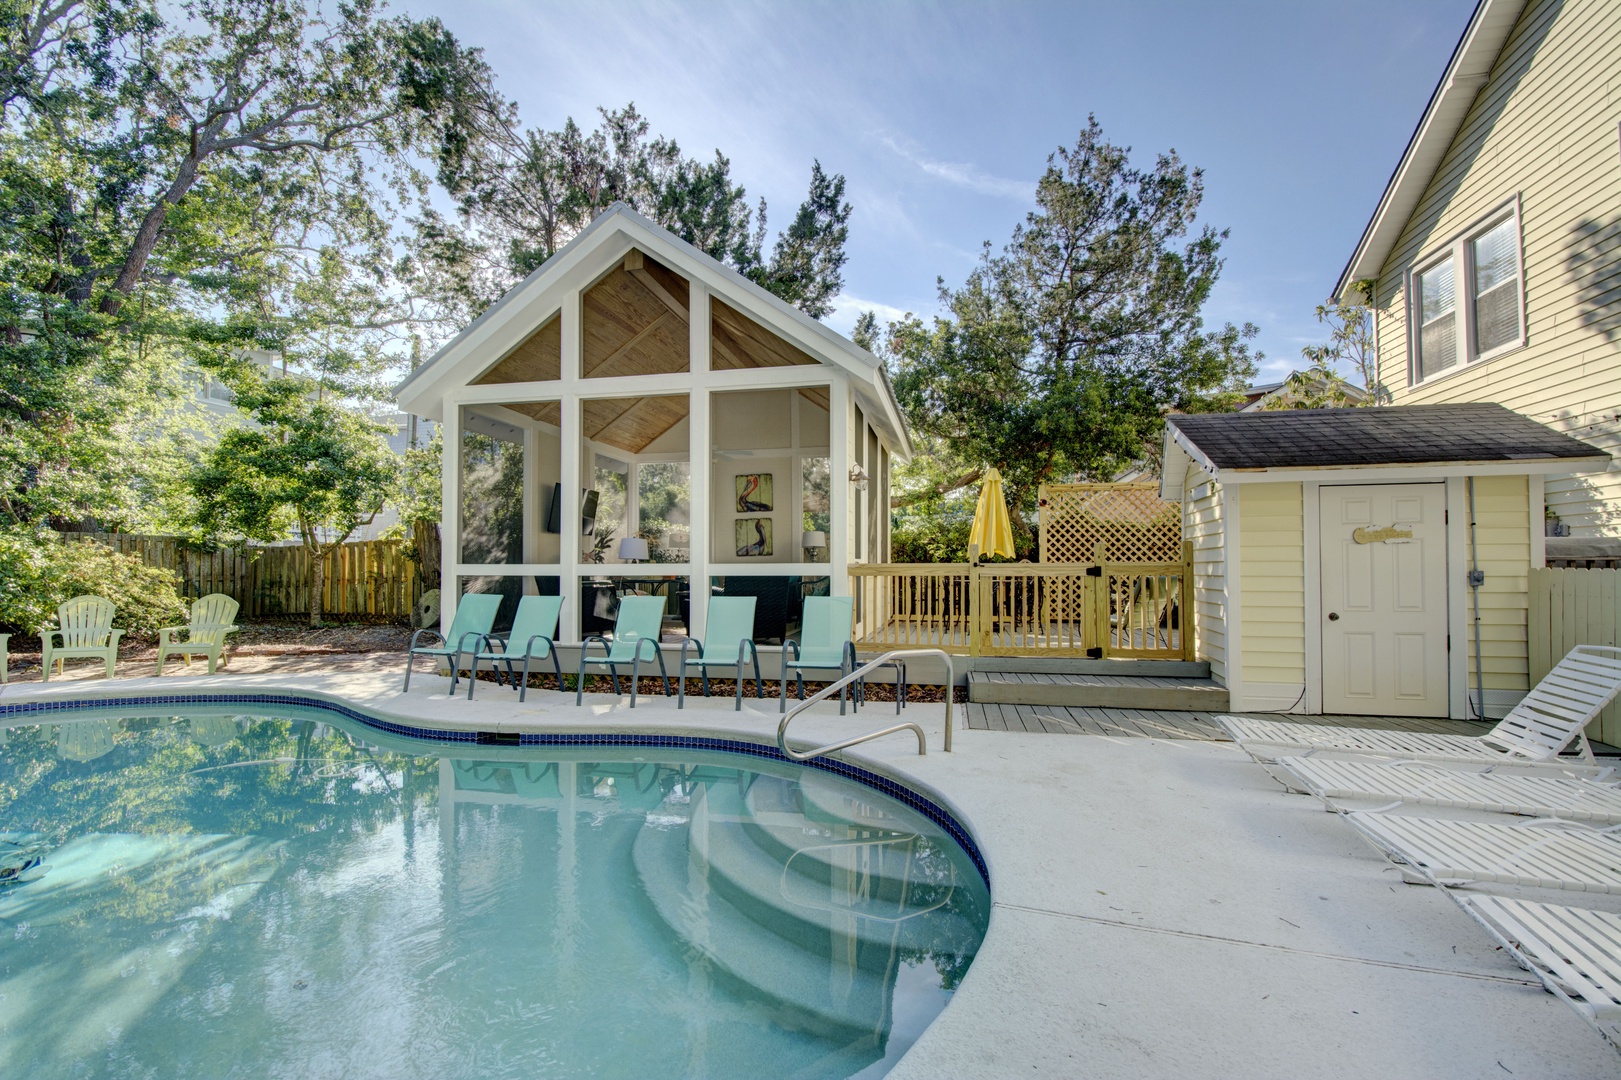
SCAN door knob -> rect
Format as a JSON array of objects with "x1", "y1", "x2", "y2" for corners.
[{"x1": 1327, "y1": 612, "x2": 1340, "y2": 621}]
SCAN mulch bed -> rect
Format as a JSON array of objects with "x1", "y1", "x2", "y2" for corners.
[{"x1": 460, "y1": 667, "x2": 968, "y2": 704}]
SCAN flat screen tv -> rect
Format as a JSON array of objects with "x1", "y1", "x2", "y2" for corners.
[
  {"x1": 543, "y1": 483, "x2": 562, "y2": 534},
  {"x1": 580, "y1": 489, "x2": 600, "y2": 536}
]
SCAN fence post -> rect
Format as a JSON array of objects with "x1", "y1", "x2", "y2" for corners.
[
  {"x1": 968, "y1": 561, "x2": 982, "y2": 657},
  {"x1": 1091, "y1": 541, "x2": 1109, "y2": 659}
]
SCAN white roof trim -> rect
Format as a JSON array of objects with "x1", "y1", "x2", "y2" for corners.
[
  {"x1": 1204, "y1": 456, "x2": 1608, "y2": 486},
  {"x1": 1158, "y1": 425, "x2": 1217, "y2": 502},
  {"x1": 1333, "y1": 0, "x2": 1526, "y2": 302},
  {"x1": 395, "y1": 202, "x2": 913, "y2": 459}
]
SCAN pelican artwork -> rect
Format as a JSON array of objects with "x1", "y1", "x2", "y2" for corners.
[
  {"x1": 735, "y1": 473, "x2": 773, "y2": 513},
  {"x1": 735, "y1": 517, "x2": 772, "y2": 557}
]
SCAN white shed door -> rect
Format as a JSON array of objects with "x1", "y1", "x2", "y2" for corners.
[{"x1": 1319, "y1": 484, "x2": 1448, "y2": 717}]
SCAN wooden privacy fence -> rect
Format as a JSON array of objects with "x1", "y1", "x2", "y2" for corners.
[
  {"x1": 850, "y1": 541, "x2": 1194, "y2": 660},
  {"x1": 1529, "y1": 567, "x2": 1621, "y2": 746},
  {"x1": 60, "y1": 532, "x2": 417, "y2": 620}
]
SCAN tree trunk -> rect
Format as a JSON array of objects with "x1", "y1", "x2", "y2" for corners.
[
  {"x1": 101, "y1": 153, "x2": 203, "y2": 315},
  {"x1": 413, "y1": 518, "x2": 442, "y2": 592},
  {"x1": 309, "y1": 544, "x2": 325, "y2": 628}
]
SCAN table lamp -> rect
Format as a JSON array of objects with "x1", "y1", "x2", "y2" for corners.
[
  {"x1": 802, "y1": 531, "x2": 827, "y2": 562},
  {"x1": 619, "y1": 537, "x2": 650, "y2": 564}
]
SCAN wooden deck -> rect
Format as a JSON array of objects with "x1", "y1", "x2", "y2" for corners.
[
  {"x1": 963, "y1": 704, "x2": 1501, "y2": 741},
  {"x1": 967, "y1": 670, "x2": 1227, "y2": 711}
]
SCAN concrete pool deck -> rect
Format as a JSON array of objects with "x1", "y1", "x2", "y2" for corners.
[{"x1": 3, "y1": 670, "x2": 1616, "y2": 1077}]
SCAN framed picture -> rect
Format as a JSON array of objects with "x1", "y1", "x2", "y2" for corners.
[
  {"x1": 735, "y1": 517, "x2": 773, "y2": 557},
  {"x1": 736, "y1": 473, "x2": 773, "y2": 513}
]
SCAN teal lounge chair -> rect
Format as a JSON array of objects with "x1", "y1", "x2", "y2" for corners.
[
  {"x1": 677, "y1": 596, "x2": 762, "y2": 710},
  {"x1": 780, "y1": 596, "x2": 857, "y2": 715},
  {"x1": 402, "y1": 593, "x2": 502, "y2": 694},
  {"x1": 466, "y1": 595, "x2": 564, "y2": 701},
  {"x1": 575, "y1": 595, "x2": 671, "y2": 708}
]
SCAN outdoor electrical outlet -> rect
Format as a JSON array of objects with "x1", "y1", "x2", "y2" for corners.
[{"x1": 1467, "y1": 569, "x2": 1486, "y2": 587}]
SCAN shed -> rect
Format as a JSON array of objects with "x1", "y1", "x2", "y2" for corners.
[{"x1": 1159, "y1": 403, "x2": 1607, "y2": 718}]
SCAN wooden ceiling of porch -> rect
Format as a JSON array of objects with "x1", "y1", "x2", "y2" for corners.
[{"x1": 474, "y1": 247, "x2": 832, "y2": 451}]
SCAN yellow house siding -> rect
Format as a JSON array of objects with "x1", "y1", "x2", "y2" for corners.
[
  {"x1": 1467, "y1": 475, "x2": 1534, "y2": 700},
  {"x1": 1182, "y1": 461, "x2": 1226, "y2": 683},
  {"x1": 1239, "y1": 483, "x2": 1306, "y2": 687},
  {"x1": 1370, "y1": 0, "x2": 1621, "y2": 535}
]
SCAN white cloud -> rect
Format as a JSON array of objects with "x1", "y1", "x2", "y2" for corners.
[
  {"x1": 876, "y1": 135, "x2": 1031, "y2": 201},
  {"x1": 824, "y1": 293, "x2": 916, "y2": 338}
]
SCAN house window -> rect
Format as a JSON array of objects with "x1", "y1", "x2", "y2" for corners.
[
  {"x1": 1415, "y1": 257, "x2": 1457, "y2": 379},
  {"x1": 1408, "y1": 200, "x2": 1524, "y2": 384}
]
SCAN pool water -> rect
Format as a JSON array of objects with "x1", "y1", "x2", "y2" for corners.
[{"x1": 0, "y1": 708, "x2": 988, "y2": 1079}]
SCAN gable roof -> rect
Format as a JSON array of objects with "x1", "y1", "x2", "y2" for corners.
[
  {"x1": 1163, "y1": 403, "x2": 1605, "y2": 480},
  {"x1": 1332, "y1": 0, "x2": 1527, "y2": 302},
  {"x1": 394, "y1": 202, "x2": 912, "y2": 458}
]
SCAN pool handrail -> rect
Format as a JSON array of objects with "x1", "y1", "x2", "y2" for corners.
[{"x1": 776, "y1": 648, "x2": 954, "y2": 762}]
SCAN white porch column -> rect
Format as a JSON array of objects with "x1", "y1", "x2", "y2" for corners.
[
  {"x1": 558, "y1": 287, "x2": 583, "y2": 638},
  {"x1": 828, "y1": 373, "x2": 850, "y2": 596},
  {"x1": 521, "y1": 422, "x2": 541, "y2": 594},
  {"x1": 687, "y1": 281, "x2": 712, "y2": 644},
  {"x1": 439, "y1": 402, "x2": 461, "y2": 630}
]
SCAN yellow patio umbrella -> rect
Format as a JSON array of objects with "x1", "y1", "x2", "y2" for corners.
[{"x1": 969, "y1": 467, "x2": 1017, "y2": 560}]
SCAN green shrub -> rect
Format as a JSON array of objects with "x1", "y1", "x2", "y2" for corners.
[
  {"x1": 890, "y1": 514, "x2": 1038, "y2": 563},
  {"x1": 0, "y1": 529, "x2": 189, "y2": 638},
  {"x1": 891, "y1": 517, "x2": 974, "y2": 563}
]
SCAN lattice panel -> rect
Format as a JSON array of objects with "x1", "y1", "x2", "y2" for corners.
[{"x1": 1038, "y1": 483, "x2": 1181, "y2": 564}]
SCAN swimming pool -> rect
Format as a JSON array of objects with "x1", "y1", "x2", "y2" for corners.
[{"x1": 0, "y1": 703, "x2": 988, "y2": 1079}]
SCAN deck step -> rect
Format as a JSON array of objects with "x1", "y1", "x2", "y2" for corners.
[
  {"x1": 972, "y1": 656, "x2": 1209, "y2": 678},
  {"x1": 967, "y1": 670, "x2": 1229, "y2": 711}
]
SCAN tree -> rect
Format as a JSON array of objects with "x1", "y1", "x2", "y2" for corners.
[
  {"x1": 190, "y1": 361, "x2": 398, "y2": 626},
  {"x1": 407, "y1": 103, "x2": 852, "y2": 326},
  {"x1": 1263, "y1": 293, "x2": 1383, "y2": 410},
  {"x1": 0, "y1": 0, "x2": 501, "y2": 531},
  {"x1": 1298, "y1": 294, "x2": 1383, "y2": 400},
  {"x1": 887, "y1": 118, "x2": 1258, "y2": 541}
]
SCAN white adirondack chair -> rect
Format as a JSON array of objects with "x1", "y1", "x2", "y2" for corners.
[
  {"x1": 1218, "y1": 644, "x2": 1621, "y2": 764},
  {"x1": 40, "y1": 595, "x2": 123, "y2": 681},
  {"x1": 156, "y1": 593, "x2": 241, "y2": 675}
]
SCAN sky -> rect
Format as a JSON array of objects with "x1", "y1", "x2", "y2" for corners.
[{"x1": 414, "y1": 0, "x2": 1480, "y2": 385}]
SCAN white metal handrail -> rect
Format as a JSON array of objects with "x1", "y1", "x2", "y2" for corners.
[{"x1": 777, "y1": 648, "x2": 955, "y2": 762}]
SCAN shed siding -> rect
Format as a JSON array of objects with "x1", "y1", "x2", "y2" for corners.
[
  {"x1": 1371, "y1": 0, "x2": 1621, "y2": 535},
  {"x1": 1240, "y1": 483, "x2": 1306, "y2": 691},
  {"x1": 1183, "y1": 461, "x2": 1226, "y2": 683},
  {"x1": 1467, "y1": 474, "x2": 1534, "y2": 711}
]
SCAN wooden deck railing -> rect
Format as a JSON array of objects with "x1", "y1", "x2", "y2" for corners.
[
  {"x1": 850, "y1": 564, "x2": 973, "y2": 649},
  {"x1": 850, "y1": 542, "x2": 1194, "y2": 661}
]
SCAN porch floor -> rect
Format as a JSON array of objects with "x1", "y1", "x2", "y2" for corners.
[{"x1": 964, "y1": 704, "x2": 1621, "y2": 753}]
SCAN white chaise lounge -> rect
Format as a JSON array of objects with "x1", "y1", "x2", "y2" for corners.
[
  {"x1": 1277, "y1": 757, "x2": 1621, "y2": 824},
  {"x1": 1458, "y1": 896, "x2": 1621, "y2": 1053},
  {"x1": 1218, "y1": 644, "x2": 1621, "y2": 765},
  {"x1": 1344, "y1": 812, "x2": 1621, "y2": 893}
]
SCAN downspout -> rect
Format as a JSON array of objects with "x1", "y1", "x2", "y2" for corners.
[{"x1": 1467, "y1": 477, "x2": 1486, "y2": 718}]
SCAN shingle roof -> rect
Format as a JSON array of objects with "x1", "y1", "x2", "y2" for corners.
[{"x1": 1165, "y1": 403, "x2": 1607, "y2": 471}]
